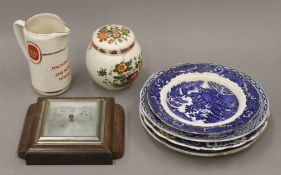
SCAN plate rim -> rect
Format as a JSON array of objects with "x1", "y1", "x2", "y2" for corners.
[
  {"x1": 140, "y1": 109, "x2": 268, "y2": 151},
  {"x1": 147, "y1": 63, "x2": 262, "y2": 134},
  {"x1": 140, "y1": 63, "x2": 269, "y2": 142},
  {"x1": 139, "y1": 112, "x2": 266, "y2": 157}
]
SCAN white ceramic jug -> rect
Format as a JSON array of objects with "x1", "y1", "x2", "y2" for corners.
[{"x1": 13, "y1": 13, "x2": 72, "y2": 96}]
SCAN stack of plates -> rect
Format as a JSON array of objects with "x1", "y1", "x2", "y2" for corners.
[{"x1": 139, "y1": 63, "x2": 269, "y2": 157}]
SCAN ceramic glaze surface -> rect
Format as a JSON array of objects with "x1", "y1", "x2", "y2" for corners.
[
  {"x1": 139, "y1": 64, "x2": 269, "y2": 142},
  {"x1": 167, "y1": 81, "x2": 239, "y2": 124},
  {"x1": 139, "y1": 112, "x2": 263, "y2": 157},
  {"x1": 95, "y1": 24, "x2": 133, "y2": 46},
  {"x1": 93, "y1": 24, "x2": 135, "y2": 51},
  {"x1": 140, "y1": 111, "x2": 267, "y2": 151},
  {"x1": 148, "y1": 63, "x2": 260, "y2": 133},
  {"x1": 162, "y1": 72, "x2": 247, "y2": 127},
  {"x1": 86, "y1": 24, "x2": 142, "y2": 90},
  {"x1": 13, "y1": 13, "x2": 72, "y2": 95}
]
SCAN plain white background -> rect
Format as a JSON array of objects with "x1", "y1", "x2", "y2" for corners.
[{"x1": 0, "y1": 0, "x2": 280, "y2": 174}]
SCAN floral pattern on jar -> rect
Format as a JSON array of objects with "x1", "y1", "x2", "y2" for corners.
[
  {"x1": 97, "y1": 24, "x2": 131, "y2": 45},
  {"x1": 97, "y1": 53, "x2": 142, "y2": 88}
]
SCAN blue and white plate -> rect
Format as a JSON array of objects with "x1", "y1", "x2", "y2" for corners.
[
  {"x1": 139, "y1": 111, "x2": 265, "y2": 157},
  {"x1": 140, "y1": 110, "x2": 267, "y2": 151},
  {"x1": 147, "y1": 63, "x2": 261, "y2": 134},
  {"x1": 140, "y1": 65, "x2": 269, "y2": 142}
]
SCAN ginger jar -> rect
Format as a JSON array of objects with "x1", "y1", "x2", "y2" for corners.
[{"x1": 86, "y1": 24, "x2": 142, "y2": 90}]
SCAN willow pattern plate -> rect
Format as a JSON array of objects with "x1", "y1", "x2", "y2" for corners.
[
  {"x1": 139, "y1": 112, "x2": 265, "y2": 157},
  {"x1": 147, "y1": 63, "x2": 260, "y2": 134},
  {"x1": 140, "y1": 110, "x2": 267, "y2": 151},
  {"x1": 140, "y1": 66, "x2": 269, "y2": 142}
]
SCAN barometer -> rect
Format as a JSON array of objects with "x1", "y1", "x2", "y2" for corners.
[{"x1": 18, "y1": 97, "x2": 124, "y2": 165}]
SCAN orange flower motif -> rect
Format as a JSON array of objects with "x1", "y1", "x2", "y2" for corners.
[
  {"x1": 122, "y1": 28, "x2": 129, "y2": 33},
  {"x1": 118, "y1": 63, "x2": 127, "y2": 72},
  {"x1": 113, "y1": 32, "x2": 121, "y2": 38},
  {"x1": 98, "y1": 32, "x2": 107, "y2": 40}
]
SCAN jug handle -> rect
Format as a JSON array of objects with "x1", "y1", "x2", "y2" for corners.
[{"x1": 13, "y1": 20, "x2": 28, "y2": 59}]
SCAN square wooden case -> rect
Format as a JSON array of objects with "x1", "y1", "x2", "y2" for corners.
[{"x1": 18, "y1": 97, "x2": 124, "y2": 165}]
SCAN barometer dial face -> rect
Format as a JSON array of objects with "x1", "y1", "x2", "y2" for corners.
[{"x1": 36, "y1": 99, "x2": 106, "y2": 144}]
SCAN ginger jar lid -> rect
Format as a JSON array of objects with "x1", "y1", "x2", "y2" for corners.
[{"x1": 92, "y1": 24, "x2": 135, "y2": 55}]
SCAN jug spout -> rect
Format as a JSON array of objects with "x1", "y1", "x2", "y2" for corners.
[
  {"x1": 14, "y1": 13, "x2": 71, "y2": 58},
  {"x1": 51, "y1": 25, "x2": 70, "y2": 37},
  {"x1": 63, "y1": 25, "x2": 70, "y2": 34},
  {"x1": 24, "y1": 13, "x2": 70, "y2": 36}
]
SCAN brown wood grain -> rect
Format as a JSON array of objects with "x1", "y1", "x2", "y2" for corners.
[
  {"x1": 102, "y1": 97, "x2": 115, "y2": 155},
  {"x1": 26, "y1": 147, "x2": 113, "y2": 165},
  {"x1": 18, "y1": 102, "x2": 43, "y2": 159},
  {"x1": 112, "y1": 104, "x2": 125, "y2": 159},
  {"x1": 18, "y1": 97, "x2": 125, "y2": 165}
]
